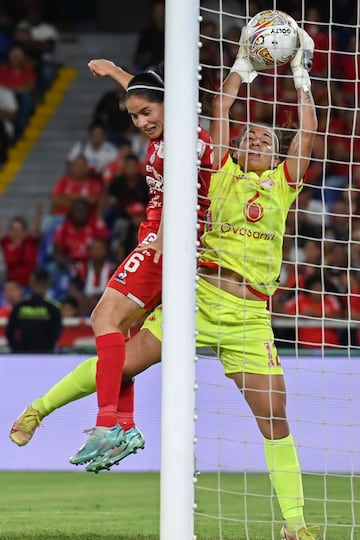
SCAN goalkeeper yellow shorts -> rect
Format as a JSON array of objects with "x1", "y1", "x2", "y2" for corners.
[{"x1": 142, "y1": 277, "x2": 284, "y2": 376}]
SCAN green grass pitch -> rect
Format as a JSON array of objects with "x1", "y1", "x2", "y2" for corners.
[{"x1": 0, "y1": 471, "x2": 358, "y2": 539}]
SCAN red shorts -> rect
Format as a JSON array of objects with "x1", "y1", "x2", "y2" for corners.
[{"x1": 107, "y1": 221, "x2": 162, "y2": 311}]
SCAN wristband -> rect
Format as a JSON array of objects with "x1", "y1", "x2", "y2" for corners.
[{"x1": 292, "y1": 66, "x2": 311, "y2": 92}]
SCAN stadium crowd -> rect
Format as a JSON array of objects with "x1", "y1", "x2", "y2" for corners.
[{"x1": 1, "y1": 0, "x2": 360, "y2": 350}]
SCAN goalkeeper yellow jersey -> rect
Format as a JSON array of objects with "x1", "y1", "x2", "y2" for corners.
[{"x1": 199, "y1": 153, "x2": 303, "y2": 298}]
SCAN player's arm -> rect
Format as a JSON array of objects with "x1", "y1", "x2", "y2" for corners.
[
  {"x1": 211, "y1": 26, "x2": 258, "y2": 168},
  {"x1": 88, "y1": 59, "x2": 133, "y2": 89},
  {"x1": 286, "y1": 29, "x2": 318, "y2": 182}
]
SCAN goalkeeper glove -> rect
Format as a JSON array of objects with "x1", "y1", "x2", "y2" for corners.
[
  {"x1": 230, "y1": 25, "x2": 258, "y2": 83},
  {"x1": 291, "y1": 28, "x2": 314, "y2": 92}
]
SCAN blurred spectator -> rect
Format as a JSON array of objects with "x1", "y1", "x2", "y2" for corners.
[
  {"x1": 67, "y1": 122, "x2": 118, "y2": 177},
  {"x1": 0, "y1": 204, "x2": 43, "y2": 288},
  {"x1": 0, "y1": 9, "x2": 13, "y2": 63},
  {"x1": 296, "y1": 185, "x2": 326, "y2": 236},
  {"x1": 200, "y1": 0, "x2": 248, "y2": 33},
  {"x1": 336, "y1": 34, "x2": 359, "y2": 107},
  {"x1": 199, "y1": 19, "x2": 220, "y2": 115},
  {"x1": 92, "y1": 85, "x2": 132, "y2": 145},
  {"x1": 127, "y1": 201, "x2": 147, "y2": 231},
  {"x1": 0, "y1": 279, "x2": 24, "y2": 317},
  {"x1": 49, "y1": 199, "x2": 109, "y2": 300},
  {"x1": 133, "y1": 0, "x2": 165, "y2": 71},
  {"x1": 111, "y1": 201, "x2": 147, "y2": 264},
  {"x1": 0, "y1": 113, "x2": 9, "y2": 163},
  {"x1": 0, "y1": 44, "x2": 37, "y2": 136},
  {"x1": 126, "y1": 127, "x2": 148, "y2": 172},
  {"x1": 13, "y1": 21, "x2": 40, "y2": 67},
  {"x1": 338, "y1": 270, "x2": 360, "y2": 319},
  {"x1": 61, "y1": 294, "x2": 80, "y2": 318},
  {"x1": 323, "y1": 241, "x2": 349, "y2": 293},
  {"x1": 327, "y1": 197, "x2": 351, "y2": 241},
  {"x1": 199, "y1": 20, "x2": 219, "y2": 68},
  {"x1": 50, "y1": 154, "x2": 102, "y2": 218},
  {"x1": 272, "y1": 237, "x2": 323, "y2": 317},
  {"x1": 305, "y1": 6, "x2": 338, "y2": 78},
  {"x1": 336, "y1": 270, "x2": 360, "y2": 346},
  {"x1": 350, "y1": 228, "x2": 360, "y2": 270},
  {"x1": 223, "y1": 24, "x2": 242, "y2": 68},
  {"x1": 0, "y1": 83, "x2": 18, "y2": 142},
  {"x1": 5, "y1": 267, "x2": 62, "y2": 353},
  {"x1": 69, "y1": 237, "x2": 114, "y2": 316},
  {"x1": 283, "y1": 273, "x2": 343, "y2": 349},
  {"x1": 101, "y1": 139, "x2": 132, "y2": 187},
  {"x1": 20, "y1": 4, "x2": 59, "y2": 94},
  {"x1": 103, "y1": 153, "x2": 149, "y2": 230},
  {"x1": 52, "y1": 198, "x2": 108, "y2": 266}
]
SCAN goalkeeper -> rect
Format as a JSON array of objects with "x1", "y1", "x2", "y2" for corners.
[{"x1": 10, "y1": 26, "x2": 318, "y2": 540}]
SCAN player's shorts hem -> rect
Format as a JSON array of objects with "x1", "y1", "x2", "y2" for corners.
[
  {"x1": 107, "y1": 282, "x2": 147, "y2": 309},
  {"x1": 224, "y1": 366, "x2": 284, "y2": 377},
  {"x1": 126, "y1": 293, "x2": 145, "y2": 308}
]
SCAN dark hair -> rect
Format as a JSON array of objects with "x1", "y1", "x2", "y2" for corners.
[
  {"x1": 31, "y1": 268, "x2": 50, "y2": 284},
  {"x1": 10, "y1": 216, "x2": 28, "y2": 230},
  {"x1": 127, "y1": 71, "x2": 164, "y2": 103},
  {"x1": 62, "y1": 295, "x2": 79, "y2": 309},
  {"x1": 88, "y1": 121, "x2": 107, "y2": 132}
]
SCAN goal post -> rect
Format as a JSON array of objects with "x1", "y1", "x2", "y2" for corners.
[{"x1": 160, "y1": 0, "x2": 199, "y2": 538}]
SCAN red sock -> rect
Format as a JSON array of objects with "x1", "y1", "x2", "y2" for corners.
[
  {"x1": 95, "y1": 332, "x2": 125, "y2": 427},
  {"x1": 116, "y1": 379, "x2": 135, "y2": 431}
]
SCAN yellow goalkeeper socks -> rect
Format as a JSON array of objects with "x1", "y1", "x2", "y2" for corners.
[
  {"x1": 32, "y1": 356, "x2": 98, "y2": 416},
  {"x1": 264, "y1": 434, "x2": 306, "y2": 531}
]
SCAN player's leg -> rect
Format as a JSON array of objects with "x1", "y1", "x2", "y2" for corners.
[
  {"x1": 232, "y1": 371, "x2": 319, "y2": 539},
  {"x1": 10, "y1": 356, "x2": 98, "y2": 446},
  {"x1": 91, "y1": 287, "x2": 137, "y2": 426},
  {"x1": 69, "y1": 287, "x2": 144, "y2": 465},
  {"x1": 10, "y1": 320, "x2": 161, "y2": 450},
  {"x1": 212, "y1": 287, "x2": 319, "y2": 540},
  {"x1": 71, "y1": 248, "x2": 162, "y2": 465},
  {"x1": 85, "y1": 328, "x2": 161, "y2": 472}
]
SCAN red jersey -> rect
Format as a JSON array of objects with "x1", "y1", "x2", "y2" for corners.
[
  {"x1": 0, "y1": 235, "x2": 39, "y2": 286},
  {"x1": 51, "y1": 175, "x2": 102, "y2": 215},
  {"x1": 108, "y1": 127, "x2": 214, "y2": 311},
  {"x1": 285, "y1": 292, "x2": 341, "y2": 348},
  {"x1": 0, "y1": 64, "x2": 36, "y2": 91},
  {"x1": 53, "y1": 217, "x2": 108, "y2": 263},
  {"x1": 144, "y1": 127, "x2": 214, "y2": 231},
  {"x1": 72, "y1": 260, "x2": 115, "y2": 295},
  {"x1": 102, "y1": 160, "x2": 122, "y2": 187}
]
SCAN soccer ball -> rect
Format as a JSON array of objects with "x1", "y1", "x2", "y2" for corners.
[{"x1": 245, "y1": 10, "x2": 299, "y2": 70}]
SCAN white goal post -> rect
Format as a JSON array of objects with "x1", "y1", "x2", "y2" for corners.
[{"x1": 161, "y1": 0, "x2": 199, "y2": 539}]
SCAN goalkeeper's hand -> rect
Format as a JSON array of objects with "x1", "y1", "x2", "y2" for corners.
[
  {"x1": 230, "y1": 25, "x2": 258, "y2": 83},
  {"x1": 290, "y1": 28, "x2": 314, "y2": 91}
]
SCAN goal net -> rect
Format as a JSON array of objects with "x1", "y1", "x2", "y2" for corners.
[{"x1": 193, "y1": 1, "x2": 360, "y2": 539}]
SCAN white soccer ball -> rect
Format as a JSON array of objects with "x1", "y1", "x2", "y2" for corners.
[{"x1": 245, "y1": 9, "x2": 299, "y2": 70}]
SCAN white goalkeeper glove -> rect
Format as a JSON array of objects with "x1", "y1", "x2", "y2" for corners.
[
  {"x1": 291, "y1": 28, "x2": 314, "y2": 92},
  {"x1": 230, "y1": 25, "x2": 258, "y2": 83}
]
